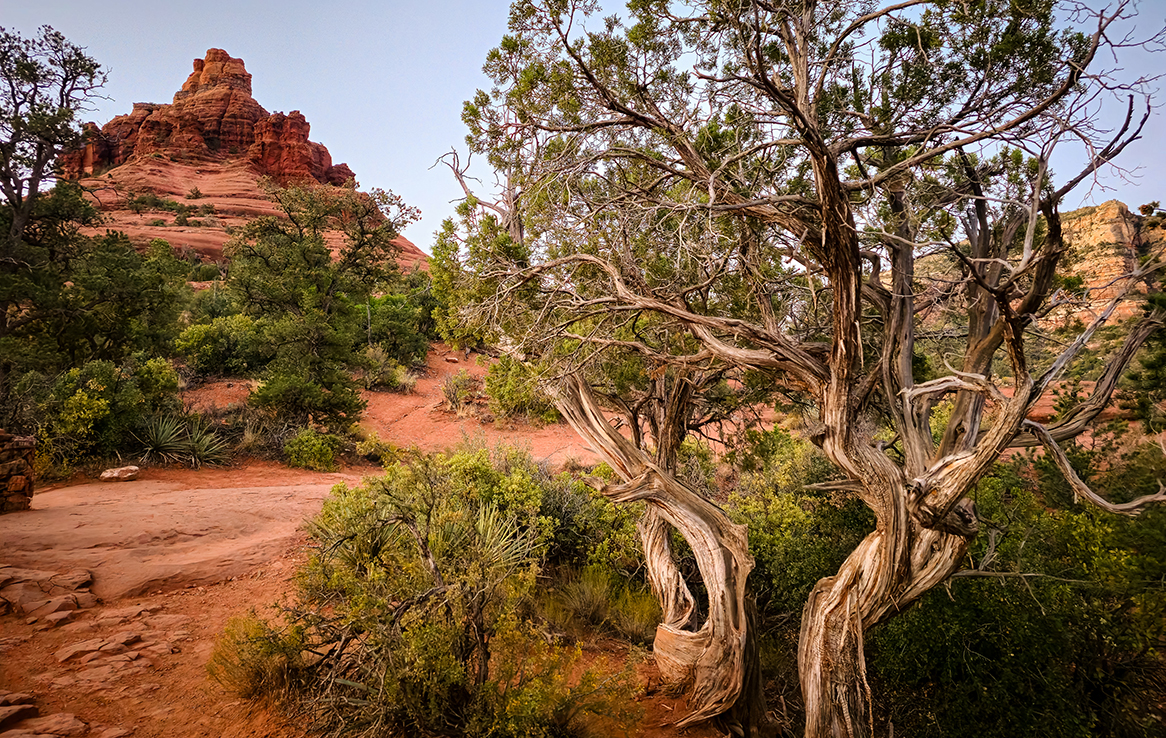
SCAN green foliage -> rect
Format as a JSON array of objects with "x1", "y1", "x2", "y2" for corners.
[
  {"x1": 186, "y1": 186, "x2": 204, "y2": 200},
  {"x1": 251, "y1": 371, "x2": 366, "y2": 431},
  {"x1": 546, "y1": 564, "x2": 661, "y2": 644},
  {"x1": 442, "y1": 369, "x2": 480, "y2": 414},
  {"x1": 225, "y1": 181, "x2": 417, "y2": 429},
  {"x1": 484, "y1": 355, "x2": 559, "y2": 422},
  {"x1": 255, "y1": 445, "x2": 644, "y2": 736},
  {"x1": 208, "y1": 613, "x2": 304, "y2": 701},
  {"x1": 19, "y1": 358, "x2": 183, "y2": 467},
  {"x1": 175, "y1": 314, "x2": 267, "y2": 376},
  {"x1": 363, "y1": 290, "x2": 431, "y2": 366},
  {"x1": 726, "y1": 429, "x2": 867, "y2": 616},
  {"x1": 134, "y1": 413, "x2": 230, "y2": 468},
  {"x1": 869, "y1": 456, "x2": 1166, "y2": 738},
  {"x1": 134, "y1": 415, "x2": 187, "y2": 463},
  {"x1": 283, "y1": 427, "x2": 342, "y2": 471},
  {"x1": 0, "y1": 185, "x2": 192, "y2": 383},
  {"x1": 362, "y1": 344, "x2": 417, "y2": 392}
]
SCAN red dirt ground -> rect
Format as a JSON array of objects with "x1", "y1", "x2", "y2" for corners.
[{"x1": 0, "y1": 346, "x2": 719, "y2": 738}]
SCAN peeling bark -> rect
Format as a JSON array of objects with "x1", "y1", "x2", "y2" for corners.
[{"x1": 548, "y1": 375, "x2": 756, "y2": 727}]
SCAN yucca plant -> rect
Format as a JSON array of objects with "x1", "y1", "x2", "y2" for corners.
[
  {"x1": 187, "y1": 421, "x2": 230, "y2": 468},
  {"x1": 135, "y1": 415, "x2": 188, "y2": 463}
]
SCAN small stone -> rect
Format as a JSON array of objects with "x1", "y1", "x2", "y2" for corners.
[
  {"x1": 44, "y1": 611, "x2": 74, "y2": 626},
  {"x1": 444, "y1": 355, "x2": 459, "y2": 363},
  {"x1": 99, "y1": 466, "x2": 139, "y2": 482},
  {"x1": 98, "y1": 642, "x2": 128, "y2": 655},
  {"x1": 73, "y1": 592, "x2": 98, "y2": 609},
  {"x1": 97, "y1": 729, "x2": 132, "y2": 738},
  {"x1": 107, "y1": 631, "x2": 142, "y2": 646},
  {"x1": 0, "y1": 694, "x2": 33, "y2": 707},
  {"x1": 29, "y1": 596, "x2": 79, "y2": 617}
]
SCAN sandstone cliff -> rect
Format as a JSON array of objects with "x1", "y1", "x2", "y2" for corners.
[
  {"x1": 61, "y1": 49, "x2": 354, "y2": 186},
  {"x1": 61, "y1": 49, "x2": 427, "y2": 270},
  {"x1": 1056, "y1": 200, "x2": 1163, "y2": 325}
]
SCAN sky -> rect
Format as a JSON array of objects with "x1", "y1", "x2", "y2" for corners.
[{"x1": 4, "y1": 1, "x2": 1165, "y2": 252}]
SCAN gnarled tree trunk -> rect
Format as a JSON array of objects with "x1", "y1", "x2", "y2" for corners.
[{"x1": 548, "y1": 374, "x2": 758, "y2": 728}]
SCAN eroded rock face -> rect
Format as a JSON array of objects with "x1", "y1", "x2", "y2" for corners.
[
  {"x1": 60, "y1": 49, "x2": 354, "y2": 185},
  {"x1": 1055, "y1": 200, "x2": 1156, "y2": 325}
]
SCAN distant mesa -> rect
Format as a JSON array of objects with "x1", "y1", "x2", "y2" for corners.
[{"x1": 60, "y1": 49, "x2": 355, "y2": 185}]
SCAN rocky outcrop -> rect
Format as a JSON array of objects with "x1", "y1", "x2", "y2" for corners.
[
  {"x1": 0, "y1": 430, "x2": 35, "y2": 514},
  {"x1": 247, "y1": 111, "x2": 354, "y2": 185},
  {"x1": 1055, "y1": 200, "x2": 1160, "y2": 325},
  {"x1": 60, "y1": 49, "x2": 354, "y2": 185}
]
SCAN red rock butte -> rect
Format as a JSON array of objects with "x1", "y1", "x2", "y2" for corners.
[
  {"x1": 62, "y1": 49, "x2": 354, "y2": 185},
  {"x1": 60, "y1": 49, "x2": 426, "y2": 269}
]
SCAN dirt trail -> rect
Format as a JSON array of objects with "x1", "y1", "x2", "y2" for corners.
[{"x1": 0, "y1": 348, "x2": 716, "y2": 738}]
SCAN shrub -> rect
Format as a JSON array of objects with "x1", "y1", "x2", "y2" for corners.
[
  {"x1": 251, "y1": 371, "x2": 366, "y2": 431},
  {"x1": 484, "y1": 355, "x2": 559, "y2": 422},
  {"x1": 364, "y1": 293, "x2": 430, "y2": 365},
  {"x1": 207, "y1": 614, "x2": 303, "y2": 701},
  {"x1": 187, "y1": 420, "x2": 230, "y2": 467},
  {"x1": 441, "y1": 369, "x2": 478, "y2": 415},
  {"x1": 362, "y1": 344, "x2": 416, "y2": 392},
  {"x1": 134, "y1": 415, "x2": 187, "y2": 463},
  {"x1": 176, "y1": 314, "x2": 266, "y2": 375},
  {"x1": 186, "y1": 186, "x2": 204, "y2": 200},
  {"x1": 278, "y1": 447, "x2": 642, "y2": 736},
  {"x1": 353, "y1": 430, "x2": 397, "y2": 465},
  {"x1": 283, "y1": 427, "x2": 342, "y2": 471},
  {"x1": 19, "y1": 359, "x2": 183, "y2": 466}
]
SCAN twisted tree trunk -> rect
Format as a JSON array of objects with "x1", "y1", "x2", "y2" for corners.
[{"x1": 548, "y1": 375, "x2": 758, "y2": 728}]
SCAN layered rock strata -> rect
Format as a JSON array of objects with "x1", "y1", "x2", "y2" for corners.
[
  {"x1": 61, "y1": 49, "x2": 354, "y2": 185},
  {"x1": 1056, "y1": 200, "x2": 1162, "y2": 325}
]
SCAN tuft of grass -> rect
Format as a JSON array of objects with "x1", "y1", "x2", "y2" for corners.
[
  {"x1": 207, "y1": 614, "x2": 301, "y2": 701},
  {"x1": 610, "y1": 587, "x2": 661, "y2": 645},
  {"x1": 441, "y1": 369, "x2": 478, "y2": 415}
]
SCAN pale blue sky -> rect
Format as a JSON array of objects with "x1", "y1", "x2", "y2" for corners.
[{"x1": 5, "y1": 1, "x2": 1165, "y2": 251}]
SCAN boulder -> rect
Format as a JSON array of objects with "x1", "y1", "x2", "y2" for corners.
[{"x1": 100, "y1": 466, "x2": 140, "y2": 482}]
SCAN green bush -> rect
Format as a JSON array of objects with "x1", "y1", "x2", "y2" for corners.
[
  {"x1": 207, "y1": 613, "x2": 303, "y2": 701},
  {"x1": 251, "y1": 371, "x2": 366, "y2": 431},
  {"x1": 868, "y1": 457, "x2": 1166, "y2": 738},
  {"x1": 484, "y1": 355, "x2": 559, "y2": 422},
  {"x1": 19, "y1": 359, "x2": 184, "y2": 470},
  {"x1": 186, "y1": 186, "x2": 204, "y2": 200},
  {"x1": 273, "y1": 447, "x2": 642, "y2": 736},
  {"x1": 283, "y1": 427, "x2": 342, "y2": 471},
  {"x1": 441, "y1": 369, "x2": 479, "y2": 415},
  {"x1": 362, "y1": 344, "x2": 416, "y2": 392},
  {"x1": 364, "y1": 293, "x2": 430, "y2": 365},
  {"x1": 176, "y1": 314, "x2": 267, "y2": 375}
]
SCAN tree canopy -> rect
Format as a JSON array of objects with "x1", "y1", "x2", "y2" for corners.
[{"x1": 437, "y1": 1, "x2": 1166, "y2": 735}]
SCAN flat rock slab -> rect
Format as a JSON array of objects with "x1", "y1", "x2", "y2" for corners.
[{"x1": 0, "y1": 480, "x2": 332, "y2": 599}]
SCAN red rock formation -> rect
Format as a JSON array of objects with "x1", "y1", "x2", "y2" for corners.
[
  {"x1": 1054, "y1": 200, "x2": 1152, "y2": 325},
  {"x1": 246, "y1": 111, "x2": 354, "y2": 185},
  {"x1": 60, "y1": 49, "x2": 354, "y2": 185}
]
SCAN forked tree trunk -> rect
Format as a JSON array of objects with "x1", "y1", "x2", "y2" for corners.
[{"x1": 548, "y1": 375, "x2": 758, "y2": 728}]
